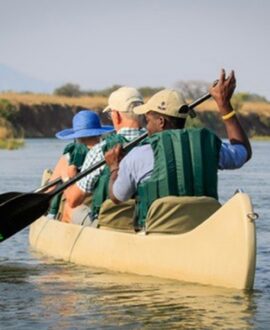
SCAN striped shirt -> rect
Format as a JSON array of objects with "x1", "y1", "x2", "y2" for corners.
[{"x1": 77, "y1": 128, "x2": 145, "y2": 193}]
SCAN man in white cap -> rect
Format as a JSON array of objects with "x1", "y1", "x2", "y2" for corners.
[
  {"x1": 63, "y1": 86, "x2": 145, "y2": 220},
  {"x1": 104, "y1": 70, "x2": 252, "y2": 228}
]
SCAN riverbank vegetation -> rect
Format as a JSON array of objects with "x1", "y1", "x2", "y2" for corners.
[
  {"x1": 0, "y1": 82, "x2": 269, "y2": 149},
  {"x1": 1, "y1": 91, "x2": 270, "y2": 116},
  {"x1": 0, "y1": 139, "x2": 24, "y2": 149},
  {"x1": 1, "y1": 84, "x2": 269, "y2": 114}
]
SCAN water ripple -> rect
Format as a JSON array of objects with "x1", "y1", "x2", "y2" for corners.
[{"x1": 0, "y1": 139, "x2": 269, "y2": 329}]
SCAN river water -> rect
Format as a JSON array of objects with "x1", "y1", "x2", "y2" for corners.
[{"x1": 0, "y1": 139, "x2": 269, "y2": 329}]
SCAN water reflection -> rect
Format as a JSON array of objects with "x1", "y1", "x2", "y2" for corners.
[
  {"x1": 0, "y1": 255, "x2": 255, "y2": 330},
  {"x1": 80, "y1": 274, "x2": 257, "y2": 329},
  {"x1": 0, "y1": 139, "x2": 269, "y2": 329}
]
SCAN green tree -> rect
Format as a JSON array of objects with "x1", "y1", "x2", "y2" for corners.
[
  {"x1": 0, "y1": 99, "x2": 17, "y2": 122},
  {"x1": 233, "y1": 92, "x2": 268, "y2": 103},
  {"x1": 174, "y1": 80, "x2": 209, "y2": 100},
  {"x1": 138, "y1": 87, "x2": 164, "y2": 98},
  {"x1": 54, "y1": 83, "x2": 82, "y2": 97}
]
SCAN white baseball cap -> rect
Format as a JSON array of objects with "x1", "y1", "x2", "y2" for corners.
[{"x1": 103, "y1": 86, "x2": 144, "y2": 113}]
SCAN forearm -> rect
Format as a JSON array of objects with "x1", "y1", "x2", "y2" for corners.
[
  {"x1": 67, "y1": 165, "x2": 78, "y2": 178},
  {"x1": 210, "y1": 69, "x2": 252, "y2": 161},
  {"x1": 108, "y1": 168, "x2": 121, "y2": 204},
  {"x1": 220, "y1": 102, "x2": 252, "y2": 160},
  {"x1": 64, "y1": 184, "x2": 87, "y2": 208},
  {"x1": 47, "y1": 156, "x2": 68, "y2": 191}
]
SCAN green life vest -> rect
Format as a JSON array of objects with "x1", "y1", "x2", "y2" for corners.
[
  {"x1": 91, "y1": 134, "x2": 129, "y2": 219},
  {"x1": 48, "y1": 142, "x2": 89, "y2": 217},
  {"x1": 63, "y1": 142, "x2": 89, "y2": 168},
  {"x1": 136, "y1": 128, "x2": 221, "y2": 228}
]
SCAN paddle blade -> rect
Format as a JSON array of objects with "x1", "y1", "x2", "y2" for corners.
[
  {"x1": 0, "y1": 193, "x2": 51, "y2": 242},
  {"x1": 0, "y1": 192, "x2": 23, "y2": 205}
]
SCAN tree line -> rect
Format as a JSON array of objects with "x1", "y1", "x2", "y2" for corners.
[
  {"x1": 53, "y1": 83, "x2": 164, "y2": 98},
  {"x1": 53, "y1": 81, "x2": 268, "y2": 106}
]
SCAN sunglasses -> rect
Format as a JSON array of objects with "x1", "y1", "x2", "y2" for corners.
[{"x1": 105, "y1": 109, "x2": 118, "y2": 120}]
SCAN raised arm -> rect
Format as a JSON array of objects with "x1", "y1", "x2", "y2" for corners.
[{"x1": 210, "y1": 69, "x2": 252, "y2": 160}]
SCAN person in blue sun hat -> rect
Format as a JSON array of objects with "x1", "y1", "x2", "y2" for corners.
[
  {"x1": 55, "y1": 110, "x2": 114, "y2": 171},
  {"x1": 56, "y1": 109, "x2": 114, "y2": 140},
  {"x1": 47, "y1": 110, "x2": 114, "y2": 222}
]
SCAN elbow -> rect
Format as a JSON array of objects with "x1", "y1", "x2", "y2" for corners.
[
  {"x1": 64, "y1": 186, "x2": 85, "y2": 208},
  {"x1": 110, "y1": 195, "x2": 121, "y2": 204},
  {"x1": 109, "y1": 181, "x2": 122, "y2": 204},
  {"x1": 65, "y1": 193, "x2": 79, "y2": 208},
  {"x1": 109, "y1": 192, "x2": 121, "y2": 204},
  {"x1": 67, "y1": 198, "x2": 80, "y2": 208}
]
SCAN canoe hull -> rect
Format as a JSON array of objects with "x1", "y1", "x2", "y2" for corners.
[{"x1": 29, "y1": 193, "x2": 256, "y2": 290}]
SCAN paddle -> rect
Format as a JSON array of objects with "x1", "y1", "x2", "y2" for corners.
[
  {"x1": 0, "y1": 132, "x2": 148, "y2": 242},
  {"x1": 0, "y1": 92, "x2": 211, "y2": 242},
  {"x1": 0, "y1": 177, "x2": 62, "y2": 205}
]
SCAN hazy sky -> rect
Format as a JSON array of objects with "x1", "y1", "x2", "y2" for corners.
[{"x1": 0, "y1": 0, "x2": 269, "y2": 98}]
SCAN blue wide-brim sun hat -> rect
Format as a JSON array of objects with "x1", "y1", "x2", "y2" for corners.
[{"x1": 55, "y1": 110, "x2": 114, "y2": 140}]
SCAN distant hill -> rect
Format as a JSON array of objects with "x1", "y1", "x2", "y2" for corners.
[{"x1": 0, "y1": 64, "x2": 55, "y2": 93}]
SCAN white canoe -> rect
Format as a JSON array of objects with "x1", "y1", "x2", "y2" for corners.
[{"x1": 29, "y1": 192, "x2": 257, "y2": 290}]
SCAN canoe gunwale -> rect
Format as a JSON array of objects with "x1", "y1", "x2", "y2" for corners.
[{"x1": 29, "y1": 192, "x2": 257, "y2": 290}]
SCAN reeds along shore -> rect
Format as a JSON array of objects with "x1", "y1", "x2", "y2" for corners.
[{"x1": 0, "y1": 139, "x2": 24, "y2": 150}]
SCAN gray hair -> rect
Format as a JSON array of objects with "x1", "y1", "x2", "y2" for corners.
[{"x1": 122, "y1": 101, "x2": 144, "y2": 120}]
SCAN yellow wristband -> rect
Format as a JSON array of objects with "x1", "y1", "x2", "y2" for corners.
[{"x1": 222, "y1": 110, "x2": 236, "y2": 120}]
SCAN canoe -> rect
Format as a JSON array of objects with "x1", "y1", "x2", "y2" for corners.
[{"x1": 29, "y1": 192, "x2": 257, "y2": 290}]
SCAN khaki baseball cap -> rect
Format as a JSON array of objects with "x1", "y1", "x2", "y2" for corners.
[
  {"x1": 103, "y1": 86, "x2": 144, "y2": 113},
  {"x1": 133, "y1": 89, "x2": 187, "y2": 118}
]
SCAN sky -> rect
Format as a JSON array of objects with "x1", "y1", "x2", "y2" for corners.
[{"x1": 0, "y1": 0, "x2": 269, "y2": 98}]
